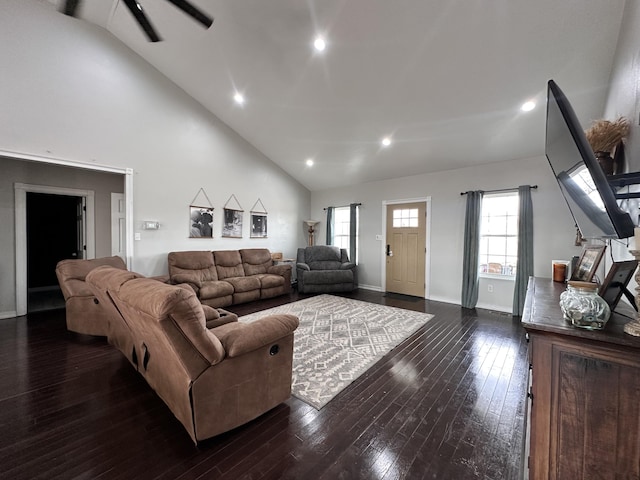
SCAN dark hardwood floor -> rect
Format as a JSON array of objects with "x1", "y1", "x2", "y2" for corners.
[{"x1": 0, "y1": 290, "x2": 528, "y2": 479}]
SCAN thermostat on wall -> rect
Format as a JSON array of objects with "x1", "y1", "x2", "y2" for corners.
[{"x1": 143, "y1": 221, "x2": 160, "y2": 230}]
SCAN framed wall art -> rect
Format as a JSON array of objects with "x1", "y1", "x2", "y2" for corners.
[
  {"x1": 189, "y1": 206, "x2": 214, "y2": 238},
  {"x1": 250, "y1": 198, "x2": 268, "y2": 238},
  {"x1": 188, "y1": 187, "x2": 214, "y2": 238},
  {"x1": 222, "y1": 194, "x2": 244, "y2": 238}
]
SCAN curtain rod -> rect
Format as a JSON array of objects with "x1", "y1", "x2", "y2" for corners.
[
  {"x1": 323, "y1": 202, "x2": 362, "y2": 211},
  {"x1": 460, "y1": 185, "x2": 537, "y2": 196}
]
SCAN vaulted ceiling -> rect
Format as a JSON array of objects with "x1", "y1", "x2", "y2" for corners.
[{"x1": 42, "y1": 0, "x2": 627, "y2": 191}]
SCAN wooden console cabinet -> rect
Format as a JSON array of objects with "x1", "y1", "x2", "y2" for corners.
[{"x1": 522, "y1": 277, "x2": 640, "y2": 480}]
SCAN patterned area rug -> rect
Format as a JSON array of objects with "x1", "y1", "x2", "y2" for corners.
[{"x1": 240, "y1": 294, "x2": 434, "y2": 409}]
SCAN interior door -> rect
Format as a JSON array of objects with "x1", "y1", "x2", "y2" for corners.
[
  {"x1": 111, "y1": 193, "x2": 126, "y2": 258},
  {"x1": 385, "y1": 202, "x2": 426, "y2": 297}
]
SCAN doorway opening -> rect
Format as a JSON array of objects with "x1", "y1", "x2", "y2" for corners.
[
  {"x1": 26, "y1": 192, "x2": 85, "y2": 312},
  {"x1": 6, "y1": 150, "x2": 133, "y2": 319},
  {"x1": 15, "y1": 183, "x2": 95, "y2": 316}
]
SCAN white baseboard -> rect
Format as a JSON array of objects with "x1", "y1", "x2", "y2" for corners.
[
  {"x1": 475, "y1": 302, "x2": 513, "y2": 314},
  {"x1": 428, "y1": 295, "x2": 460, "y2": 306},
  {"x1": 332, "y1": 287, "x2": 512, "y2": 314},
  {"x1": 428, "y1": 295, "x2": 512, "y2": 314},
  {"x1": 0, "y1": 310, "x2": 18, "y2": 320}
]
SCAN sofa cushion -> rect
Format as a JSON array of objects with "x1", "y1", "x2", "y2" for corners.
[
  {"x1": 225, "y1": 276, "x2": 261, "y2": 293},
  {"x1": 168, "y1": 251, "x2": 218, "y2": 286},
  {"x1": 240, "y1": 248, "x2": 273, "y2": 275},
  {"x1": 254, "y1": 273, "x2": 285, "y2": 289},
  {"x1": 199, "y1": 280, "x2": 234, "y2": 299},
  {"x1": 214, "y1": 250, "x2": 245, "y2": 279}
]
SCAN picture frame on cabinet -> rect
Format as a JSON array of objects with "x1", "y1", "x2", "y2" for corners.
[
  {"x1": 571, "y1": 245, "x2": 606, "y2": 282},
  {"x1": 598, "y1": 260, "x2": 639, "y2": 311}
]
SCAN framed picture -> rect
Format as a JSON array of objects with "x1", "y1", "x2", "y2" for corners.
[
  {"x1": 222, "y1": 208, "x2": 243, "y2": 238},
  {"x1": 598, "y1": 260, "x2": 638, "y2": 311},
  {"x1": 251, "y1": 214, "x2": 267, "y2": 238},
  {"x1": 189, "y1": 206, "x2": 214, "y2": 238},
  {"x1": 571, "y1": 245, "x2": 606, "y2": 282}
]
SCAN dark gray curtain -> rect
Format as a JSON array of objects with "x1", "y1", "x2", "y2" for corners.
[
  {"x1": 326, "y1": 207, "x2": 334, "y2": 245},
  {"x1": 461, "y1": 191, "x2": 483, "y2": 309},
  {"x1": 512, "y1": 185, "x2": 534, "y2": 316},
  {"x1": 349, "y1": 203, "x2": 358, "y2": 263}
]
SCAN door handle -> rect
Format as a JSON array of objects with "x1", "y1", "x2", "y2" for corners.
[{"x1": 386, "y1": 245, "x2": 393, "y2": 257}]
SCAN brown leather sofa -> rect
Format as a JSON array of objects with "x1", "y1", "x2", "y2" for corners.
[
  {"x1": 168, "y1": 249, "x2": 292, "y2": 308},
  {"x1": 86, "y1": 265, "x2": 299, "y2": 443},
  {"x1": 55, "y1": 256, "x2": 128, "y2": 335}
]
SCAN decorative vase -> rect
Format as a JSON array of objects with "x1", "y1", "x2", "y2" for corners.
[
  {"x1": 594, "y1": 151, "x2": 614, "y2": 176},
  {"x1": 559, "y1": 280, "x2": 610, "y2": 330}
]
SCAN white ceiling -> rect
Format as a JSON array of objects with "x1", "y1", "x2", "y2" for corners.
[{"x1": 42, "y1": 0, "x2": 627, "y2": 191}]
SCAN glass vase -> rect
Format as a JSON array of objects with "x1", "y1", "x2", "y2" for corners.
[{"x1": 559, "y1": 280, "x2": 610, "y2": 330}]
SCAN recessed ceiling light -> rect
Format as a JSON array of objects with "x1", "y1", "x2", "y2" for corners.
[
  {"x1": 313, "y1": 36, "x2": 326, "y2": 52},
  {"x1": 521, "y1": 100, "x2": 536, "y2": 112},
  {"x1": 306, "y1": 158, "x2": 314, "y2": 167},
  {"x1": 381, "y1": 137, "x2": 392, "y2": 147},
  {"x1": 233, "y1": 92, "x2": 245, "y2": 105}
]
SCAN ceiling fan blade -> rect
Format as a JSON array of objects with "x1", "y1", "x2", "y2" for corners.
[
  {"x1": 62, "y1": 0, "x2": 81, "y2": 16},
  {"x1": 122, "y1": 0, "x2": 162, "y2": 42},
  {"x1": 165, "y1": 0, "x2": 214, "y2": 29}
]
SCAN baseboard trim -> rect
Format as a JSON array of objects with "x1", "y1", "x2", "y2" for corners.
[
  {"x1": 353, "y1": 290, "x2": 512, "y2": 314},
  {"x1": 475, "y1": 302, "x2": 513, "y2": 314},
  {"x1": 0, "y1": 310, "x2": 18, "y2": 320},
  {"x1": 428, "y1": 295, "x2": 460, "y2": 306}
]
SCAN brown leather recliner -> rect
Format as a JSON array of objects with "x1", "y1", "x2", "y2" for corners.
[
  {"x1": 86, "y1": 265, "x2": 299, "y2": 443},
  {"x1": 55, "y1": 256, "x2": 127, "y2": 336}
]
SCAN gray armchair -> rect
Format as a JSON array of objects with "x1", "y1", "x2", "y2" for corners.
[{"x1": 296, "y1": 246, "x2": 357, "y2": 293}]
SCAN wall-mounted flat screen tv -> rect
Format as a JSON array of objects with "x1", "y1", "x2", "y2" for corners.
[{"x1": 545, "y1": 79, "x2": 635, "y2": 239}]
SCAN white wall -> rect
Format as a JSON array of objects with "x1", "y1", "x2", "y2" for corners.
[
  {"x1": 604, "y1": 0, "x2": 640, "y2": 176},
  {"x1": 311, "y1": 156, "x2": 582, "y2": 312},
  {"x1": 602, "y1": 0, "x2": 640, "y2": 294},
  {"x1": 0, "y1": 0, "x2": 310, "y2": 315}
]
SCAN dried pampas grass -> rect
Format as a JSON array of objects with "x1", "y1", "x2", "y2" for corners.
[{"x1": 585, "y1": 117, "x2": 630, "y2": 153}]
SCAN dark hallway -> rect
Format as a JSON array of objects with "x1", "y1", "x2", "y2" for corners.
[{"x1": 26, "y1": 192, "x2": 83, "y2": 312}]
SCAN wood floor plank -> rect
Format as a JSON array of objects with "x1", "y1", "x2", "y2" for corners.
[{"x1": 0, "y1": 291, "x2": 528, "y2": 479}]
